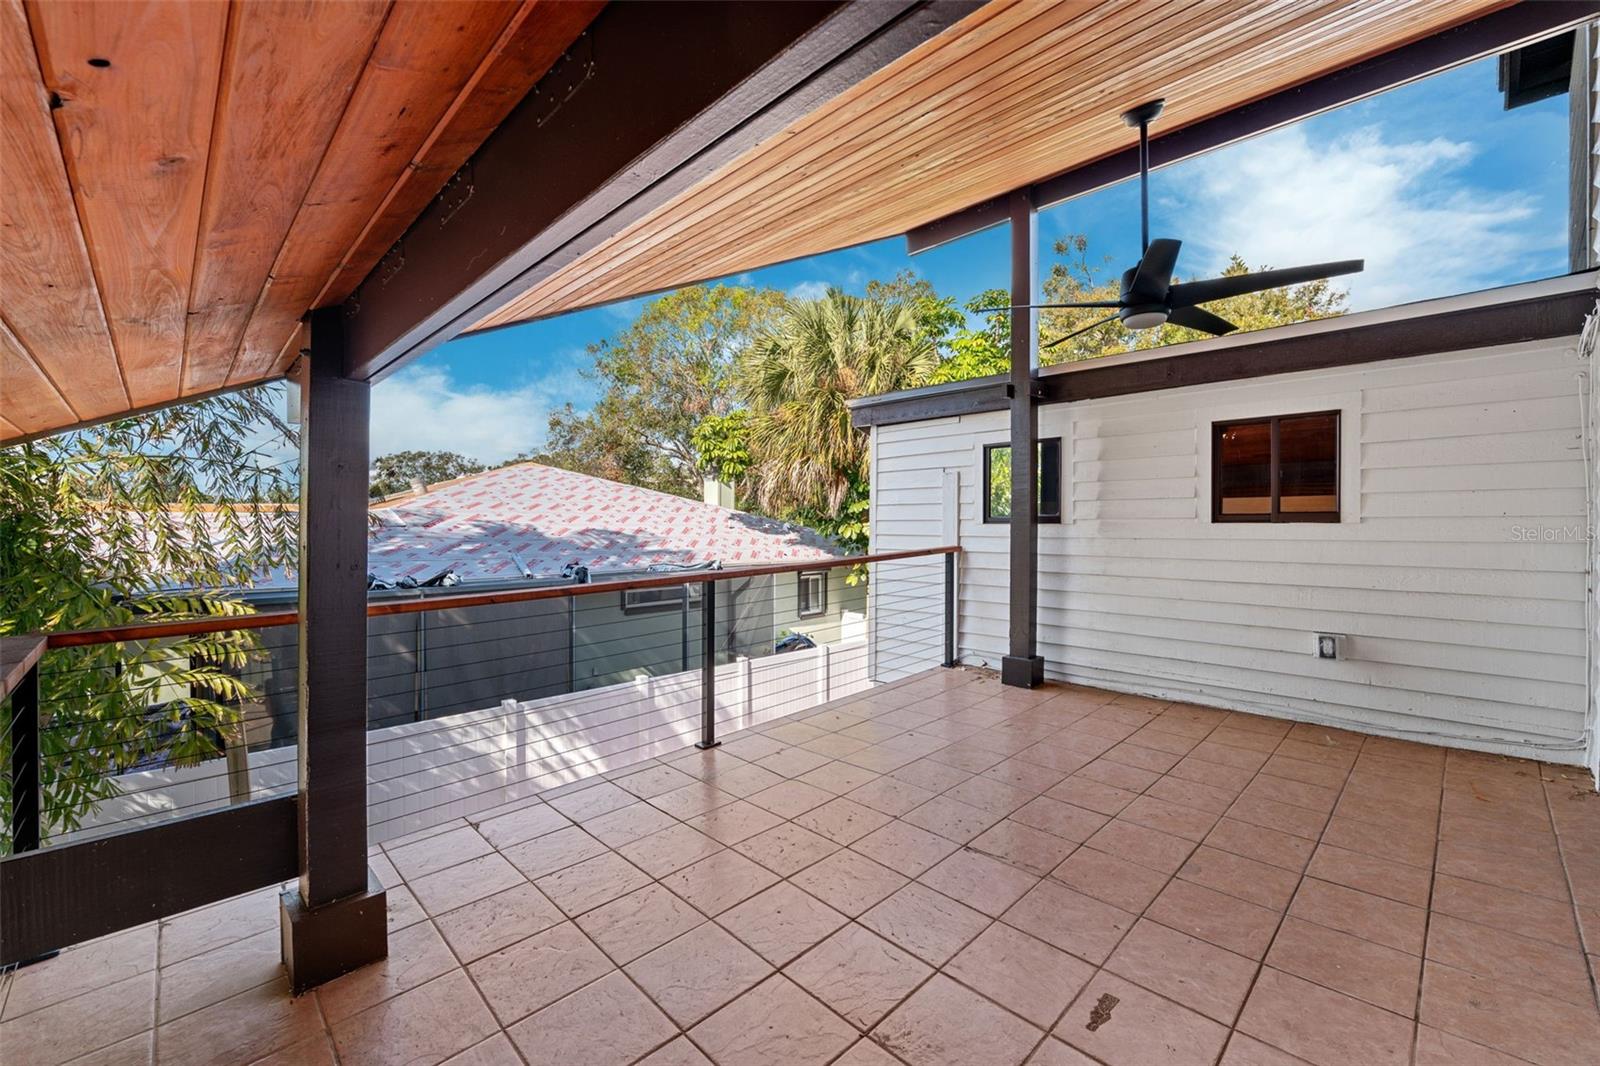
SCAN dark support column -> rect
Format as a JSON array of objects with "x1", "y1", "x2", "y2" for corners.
[
  {"x1": 696, "y1": 581, "x2": 720, "y2": 750},
  {"x1": 1002, "y1": 190, "x2": 1044, "y2": 688},
  {"x1": 280, "y1": 306, "x2": 387, "y2": 994}
]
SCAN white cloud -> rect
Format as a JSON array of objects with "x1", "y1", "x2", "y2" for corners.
[
  {"x1": 788, "y1": 280, "x2": 830, "y2": 301},
  {"x1": 369, "y1": 366, "x2": 561, "y2": 465},
  {"x1": 1173, "y1": 124, "x2": 1557, "y2": 309}
]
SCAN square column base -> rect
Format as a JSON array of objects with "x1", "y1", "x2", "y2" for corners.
[
  {"x1": 1000, "y1": 654, "x2": 1044, "y2": 688},
  {"x1": 280, "y1": 872, "x2": 387, "y2": 994}
]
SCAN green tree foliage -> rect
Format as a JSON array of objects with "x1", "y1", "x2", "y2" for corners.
[
  {"x1": 537, "y1": 285, "x2": 786, "y2": 497},
  {"x1": 0, "y1": 388, "x2": 298, "y2": 843},
  {"x1": 369, "y1": 449, "x2": 485, "y2": 498},
  {"x1": 927, "y1": 288, "x2": 1011, "y2": 384},
  {"x1": 1037, "y1": 234, "x2": 1348, "y2": 363},
  {"x1": 738, "y1": 288, "x2": 938, "y2": 518}
]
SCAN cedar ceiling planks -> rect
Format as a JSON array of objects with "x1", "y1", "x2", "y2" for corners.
[
  {"x1": 475, "y1": 0, "x2": 1514, "y2": 330},
  {"x1": 1, "y1": 0, "x2": 599, "y2": 443},
  {"x1": 0, "y1": 0, "x2": 125, "y2": 424}
]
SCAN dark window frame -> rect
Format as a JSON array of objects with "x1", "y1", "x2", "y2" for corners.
[
  {"x1": 982, "y1": 438, "x2": 1063, "y2": 524},
  {"x1": 1211, "y1": 410, "x2": 1341, "y2": 523},
  {"x1": 796, "y1": 570, "x2": 827, "y2": 618},
  {"x1": 620, "y1": 583, "x2": 703, "y2": 614}
]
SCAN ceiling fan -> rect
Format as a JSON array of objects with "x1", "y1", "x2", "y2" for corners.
[{"x1": 985, "y1": 100, "x2": 1363, "y2": 350}]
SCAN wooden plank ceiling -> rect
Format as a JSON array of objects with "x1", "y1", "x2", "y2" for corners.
[
  {"x1": 0, "y1": 0, "x2": 600, "y2": 442},
  {"x1": 474, "y1": 0, "x2": 1513, "y2": 332}
]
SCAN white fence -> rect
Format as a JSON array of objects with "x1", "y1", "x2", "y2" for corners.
[{"x1": 68, "y1": 639, "x2": 871, "y2": 845}]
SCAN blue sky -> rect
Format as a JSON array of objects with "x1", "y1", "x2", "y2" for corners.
[{"x1": 370, "y1": 56, "x2": 1572, "y2": 463}]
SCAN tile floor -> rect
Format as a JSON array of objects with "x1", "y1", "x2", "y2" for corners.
[{"x1": 4, "y1": 668, "x2": 1600, "y2": 1066}]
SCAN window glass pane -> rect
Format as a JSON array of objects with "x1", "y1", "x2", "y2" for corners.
[
  {"x1": 1038, "y1": 440, "x2": 1061, "y2": 520},
  {"x1": 1279, "y1": 413, "x2": 1338, "y2": 513},
  {"x1": 987, "y1": 445, "x2": 1012, "y2": 519},
  {"x1": 1217, "y1": 421, "x2": 1271, "y2": 516}
]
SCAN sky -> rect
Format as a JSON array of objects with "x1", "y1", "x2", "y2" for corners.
[{"x1": 370, "y1": 55, "x2": 1574, "y2": 464}]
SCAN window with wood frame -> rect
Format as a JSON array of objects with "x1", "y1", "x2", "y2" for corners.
[
  {"x1": 1213, "y1": 412, "x2": 1340, "y2": 522},
  {"x1": 983, "y1": 438, "x2": 1063, "y2": 523},
  {"x1": 797, "y1": 571, "x2": 827, "y2": 618}
]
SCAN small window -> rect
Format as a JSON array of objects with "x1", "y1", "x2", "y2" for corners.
[
  {"x1": 1213, "y1": 411, "x2": 1339, "y2": 522},
  {"x1": 983, "y1": 438, "x2": 1062, "y2": 523},
  {"x1": 797, "y1": 571, "x2": 827, "y2": 618},
  {"x1": 621, "y1": 583, "x2": 703, "y2": 613}
]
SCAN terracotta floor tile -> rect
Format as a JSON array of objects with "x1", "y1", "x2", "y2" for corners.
[
  {"x1": 618, "y1": 822, "x2": 726, "y2": 878},
  {"x1": 650, "y1": 781, "x2": 743, "y2": 820},
  {"x1": 1429, "y1": 873, "x2": 1582, "y2": 948},
  {"x1": 1002, "y1": 879, "x2": 1136, "y2": 965},
  {"x1": 1203, "y1": 817, "x2": 1315, "y2": 873},
  {"x1": 1425, "y1": 913, "x2": 1595, "y2": 1008},
  {"x1": 888, "y1": 757, "x2": 972, "y2": 793},
  {"x1": 1048, "y1": 845, "x2": 1170, "y2": 913},
  {"x1": 851, "y1": 820, "x2": 960, "y2": 876},
  {"x1": 1011, "y1": 795, "x2": 1110, "y2": 843},
  {"x1": 860, "y1": 883, "x2": 991, "y2": 966},
  {"x1": 1127, "y1": 727, "x2": 1200, "y2": 756},
  {"x1": 749, "y1": 779, "x2": 836, "y2": 820},
  {"x1": 1239, "y1": 775, "x2": 1339, "y2": 815},
  {"x1": 157, "y1": 975, "x2": 321, "y2": 1066},
  {"x1": 734, "y1": 822, "x2": 841, "y2": 876},
  {"x1": 690, "y1": 974, "x2": 858, "y2": 1066},
  {"x1": 316, "y1": 920, "x2": 458, "y2": 1024},
  {"x1": 157, "y1": 887, "x2": 279, "y2": 967},
  {"x1": 1178, "y1": 846, "x2": 1299, "y2": 911},
  {"x1": 466, "y1": 921, "x2": 614, "y2": 1025},
  {"x1": 545, "y1": 780, "x2": 637, "y2": 822},
  {"x1": 500, "y1": 825, "x2": 609, "y2": 881},
  {"x1": 1239, "y1": 968, "x2": 1412, "y2": 1066},
  {"x1": 798, "y1": 759, "x2": 881, "y2": 796},
  {"x1": 613, "y1": 762, "x2": 701, "y2": 800},
  {"x1": 505, "y1": 969, "x2": 676, "y2": 1066},
  {"x1": 943, "y1": 774, "x2": 1034, "y2": 817},
  {"x1": 576, "y1": 883, "x2": 706, "y2": 965},
  {"x1": 1105, "y1": 918, "x2": 1258, "y2": 1024},
  {"x1": 1286, "y1": 877, "x2": 1425, "y2": 956},
  {"x1": 918, "y1": 848, "x2": 1040, "y2": 917},
  {"x1": 1119, "y1": 794, "x2": 1220, "y2": 842},
  {"x1": 1304, "y1": 844, "x2": 1432, "y2": 908},
  {"x1": 982, "y1": 756, "x2": 1070, "y2": 794},
  {"x1": 661, "y1": 849, "x2": 780, "y2": 916},
  {"x1": 968, "y1": 819, "x2": 1079, "y2": 876},
  {"x1": 329, "y1": 971, "x2": 498, "y2": 1066},
  {"x1": 1258, "y1": 753, "x2": 1348, "y2": 791},
  {"x1": 639, "y1": 1036, "x2": 715, "y2": 1066},
  {"x1": 1190, "y1": 740, "x2": 1272, "y2": 772},
  {"x1": 1317, "y1": 813, "x2": 1434, "y2": 869},
  {"x1": 785, "y1": 923, "x2": 932, "y2": 1030},
  {"x1": 683, "y1": 798, "x2": 785, "y2": 844},
  {"x1": 794, "y1": 797, "x2": 894, "y2": 844},
  {"x1": 1074, "y1": 757, "x2": 1161, "y2": 793},
  {"x1": 1103, "y1": 742, "x2": 1183, "y2": 774},
  {"x1": 0, "y1": 970, "x2": 154, "y2": 1066},
  {"x1": 946, "y1": 922, "x2": 1095, "y2": 1028},
  {"x1": 1435, "y1": 840, "x2": 1572, "y2": 902},
  {"x1": 625, "y1": 922, "x2": 772, "y2": 1027},
  {"x1": 408, "y1": 851, "x2": 526, "y2": 915},
  {"x1": 1411, "y1": 1024, "x2": 1529, "y2": 1066},
  {"x1": 927, "y1": 743, "x2": 1010, "y2": 775},
  {"x1": 1169, "y1": 754, "x2": 1258, "y2": 792},
  {"x1": 1274, "y1": 739, "x2": 1357, "y2": 770},
  {"x1": 582, "y1": 800, "x2": 680, "y2": 848},
  {"x1": 534, "y1": 851, "x2": 653, "y2": 917},
  {"x1": 790, "y1": 848, "x2": 908, "y2": 916},
  {"x1": 1082, "y1": 819, "x2": 1196, "y2": 876},
  {"x1": 873, "y1": 973, "x2": 1044, "y2": 1066},
  {"x1": 1265, "y1": 917, "x2": 1421, "y2": 1017},
  {"x1": 758, "y1": 745, "x2": 835, "y2": 779},
  {"x1": 1145, "y1": 879, "x2": 1281, "y2": 959},
  {"x1": 1210, "y1": 727, "x2": 1283, "y2": 754},
  {"x1": 847, "y1": 775, "x2": 938, "y2": 817},
  {"x1": 1218, "y1": 1033, "x2": 1313, "y2": 1066},
  {"x1": 1226, "y1": 794, "x2": 1329, "y2": 840},
  {"x1": 0, "y1": 924, "x2": 156, "y2": 1022},
  {"x1": 1026, "y1": 1037, "x2": 1102, "y2": 1065},
  {"x1": 718, "y1": 883, "x2": 848, "y2": 966},
  {"x1": 1424, "y1": 961, "x2": 1600, "y2": 1065},
  {"x1": 156, "y1": 928, "x2": 281, "y2": 1023},
  {"x1": 435, "y1": 882, "x2": 567, "y2": 962},
  {"x1": 1145, "y1": 774, "x2": 1236, "y2": 814},
  {"x1": 1057, "y1": 971, "x2": 1228, "y2": 1066},
  {"x1": 902, "y1": 794, "x2": 1003, "y2": 844},
  {"x1": 60, "y1": 1031, "x2": 156, "y2": 1066}
]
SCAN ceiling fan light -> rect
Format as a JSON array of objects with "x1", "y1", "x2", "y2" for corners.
[{"x1": 1122, "y1": 308, "x2": 1168, "y2": 330}]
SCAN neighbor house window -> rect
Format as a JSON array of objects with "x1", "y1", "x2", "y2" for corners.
[
  {"x1": 621, "y1": 583, "x2": 703, "y2": 613},
  {"x1": 984, "y1": 439, "x2": 1062, "y2": 523},
  {"x1": 1213, "y1": 412, "x2": 1339, "y2": 522},
  {"x1": 797, "y1": 571, "x2": 827, "y2": 617}
]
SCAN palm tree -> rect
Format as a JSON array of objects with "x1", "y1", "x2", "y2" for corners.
[{"x1": 739, "y1": 288, "x2": 937, "y2": 515}]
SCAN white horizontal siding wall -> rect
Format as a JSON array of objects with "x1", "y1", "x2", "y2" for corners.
[{"x1": 872, "y1": 336, "x2": 1593, "y2": 765}]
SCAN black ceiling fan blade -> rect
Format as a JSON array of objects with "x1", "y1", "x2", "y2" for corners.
[
  {"x1": 1128, "y1": 238, "x2": 1181, "y2": 298},
  {"x1": 1168, "y1": 259, "x2": 1362, "y2": 307},
  {"x1": 1166, "y1": 304, "x2": 1237, "y2": 336},
  {"x1": 975, "y1": 300, "x2": 1124, "y2": 312},
  {"x1": 1042, "y1": 313, "x2": 1120, "y2": 350}
]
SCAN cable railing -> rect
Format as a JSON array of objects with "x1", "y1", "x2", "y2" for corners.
[{"x1": 3, "y1": 546, "x2": 958, "y2": 851}]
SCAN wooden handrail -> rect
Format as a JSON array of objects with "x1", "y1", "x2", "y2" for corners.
[{"x1": 42, "y1": 546, "x2": 959, "y2": 649}]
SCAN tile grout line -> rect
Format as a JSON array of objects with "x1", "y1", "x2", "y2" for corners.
[{"x1": 1538, "y1": 762, "x2": 1600, "y2": 1015}]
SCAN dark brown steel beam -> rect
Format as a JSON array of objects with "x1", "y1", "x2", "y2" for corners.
[
  {"x1": 344, "y1": 0, "x2": 980, "y2": 382},
  {"x1": 0, "y1": 797, "x2": 297, "y2": 967},
  {"x1": 907, "y1": 0, "x2": 1600, "y2": 254},
  {"x1": 1002, "y1": 190, "x2": 1043, "y2": 688}
]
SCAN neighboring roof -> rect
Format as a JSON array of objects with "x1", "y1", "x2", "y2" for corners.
[
  {"x1": 850, "y1": 271, "x2": 1600, "y2": 429},
  {"x1": 256, "y1": 463, "x2": 840, "y2": 591}
]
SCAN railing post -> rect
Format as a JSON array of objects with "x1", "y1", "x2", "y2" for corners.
[
  {"x1": 696, "y1": 580, "x2": 720, "y2": 750},
  {"x1": 943, "y1": 551, "x2": 958, "y2": 669},
  {"x1": 10, "y1": 659, "x2": 40, "y2": 854}
]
